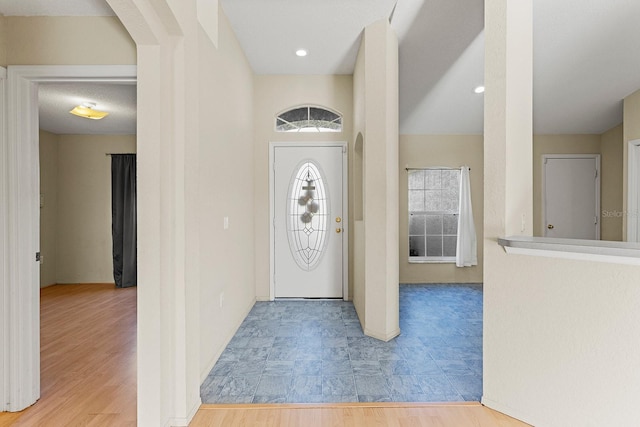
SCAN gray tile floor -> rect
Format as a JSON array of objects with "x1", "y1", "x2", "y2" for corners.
[{"x1": 201, "y1": 284, "x2": 482, "y2": 404}]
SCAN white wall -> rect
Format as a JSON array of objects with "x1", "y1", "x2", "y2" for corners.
[
  {"x1": 484, "y1": 2, "x2": 640, "y2": 426},
  {"x1": 198, "y1": 9, "x2": 257, "y2": 381},
  {"x1": 55, "y1": 134, "x2": 136, "y2": 284},
  {"x1": 353, "y1": 19, "x2": 400, "y2": 341}
]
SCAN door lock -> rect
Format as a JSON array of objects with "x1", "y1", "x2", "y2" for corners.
[{"x1": 547, "y1": 224, "x2": 554, "y2": 230}]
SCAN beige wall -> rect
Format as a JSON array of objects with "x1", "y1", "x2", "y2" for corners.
[
  {"x1": 253, "y1": 74, "x2": 354, "y2": 300},
  {"x1": 4, "y1": 17, "x2": 135, "y2": 65},
  {"x1": 40, "y1": 132, "x2": 137, "y2": 287},
  {"x1": 399, "y1": 135, "x2": 483, "y2": 283},
  {"x1": 55, "y1": 134, "x2": 136, "y2": 284},
  {"x1": 600, "y1": 124, "x2": 624, "y2": 241},
  {"x1": 0, "y1": 17, "x2": 6, "y2": 67},
  {"x1": 39, "y1": 130, "x2": 59, "y2": 287},
  {"x1": 532, "y1": 134, "x2": 601, "y2": 236},
  {"x1": 198, "y1": 10, "x2": 257, "y2": 379}
]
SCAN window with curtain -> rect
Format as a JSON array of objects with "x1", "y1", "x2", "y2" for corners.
[{"x1": 408, "y1": 169, "x2": 460, "y2": 263}]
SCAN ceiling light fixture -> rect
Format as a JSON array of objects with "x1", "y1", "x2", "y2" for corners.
[
  {"x1": 295, "y1": 49, "x2": 308, "y2": 57},
  {"x1": 69, "y1": 102, "x2": 109, "y2": 120},
  {"x1": 474, "y1": 86, "x2": 485, "y2": 94}
]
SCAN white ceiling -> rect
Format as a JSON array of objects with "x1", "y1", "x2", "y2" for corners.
[
  {"x1": 3, "y1": 0, "x2": 640, "y2": 136},
  {"x1": 38, "y1": 83, "x2": 137, "y2": 135},
  {"x1": 533, "y1": 0, "x2": 640, "y2": 134},
  {"x1": 220, "y1": 0, "x2": 397, "y2": 75}
]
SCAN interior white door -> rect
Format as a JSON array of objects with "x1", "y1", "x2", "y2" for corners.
[
  {"x1": 543, "y1": 155, "x2": 599, "y2": 239},
  {"x1": 628, "y1": 141, "x2": 640, "y2": 242},
  {"x1": 273, "y1": 145, "x2": 344, "y2": 298}
]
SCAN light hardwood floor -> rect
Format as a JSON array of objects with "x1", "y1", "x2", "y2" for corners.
[
  {"x1": 0, "y1": 284, "x2": 529, "y2": 427},
  {"x1": 191, "y1": 403, "x2": 530, "y2": 427},
  {"x1": 0, "y1": 284, "x2": 137, "y2": 427}
]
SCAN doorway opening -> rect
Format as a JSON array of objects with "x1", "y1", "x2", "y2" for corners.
[{"x1": 3, "y1": 65, "x2": 137, "y2": 415}]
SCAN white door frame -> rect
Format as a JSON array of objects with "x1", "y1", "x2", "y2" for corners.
[
  {"x1": 269, "y1": 141, "x2": 349, "y2": 301},
  {"x1": 0, "y1": 65, "x2": 7, "y2": 413},
  {"x1": 627, "y1": 140, "x2": 640, "y2": 242},
  {"x1": 541, "y1": 153, "x2": 600, "y2": 239},
  {"x1": 1, "y1": 65, "x2": 136, "y2": 411}
]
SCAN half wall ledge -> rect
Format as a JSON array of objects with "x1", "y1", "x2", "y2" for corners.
[{"x1": 498, "y1": 236, "x2": 640, "y2": 266}]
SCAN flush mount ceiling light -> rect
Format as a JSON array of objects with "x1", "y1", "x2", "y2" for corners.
[
  {"x1": 474, "y1": 86, "x2": 485, "y2": 94},
  {"x1": 69, "y1": 102, "x2": 109, "y2": 120},
  {"x1": 295, "y1": 49, "x2": 308, "y2": 57}
]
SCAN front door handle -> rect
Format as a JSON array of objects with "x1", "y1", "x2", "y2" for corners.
[{"x1": 547, "y1": 224, "x2": 554, "y2": 230}]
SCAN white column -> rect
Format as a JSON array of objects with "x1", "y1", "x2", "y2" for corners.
[
  {"x1": 483, "y1": 0, "x2": 533, "y2": 412},
  {"x1": 362, "y1": 19, "x2": 400, "y2": 341}
]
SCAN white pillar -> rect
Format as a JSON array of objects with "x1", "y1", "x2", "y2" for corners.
[{"x1": 483, "y1": 0, "x2": 533, "y2": 411}]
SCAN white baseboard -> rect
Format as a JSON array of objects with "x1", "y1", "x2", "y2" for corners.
[
  {"x1": 364, "y1": 327, "x2": 401, "y2": 342},
  {"x1": 481, "y1": 396, "x2": 538, "y2": 426},
  {"x1": 199, "y1": 297, "x2": 256, "y2": 382},
  {"x1": 164, "y1": 397, "x2": 202, "y2": 427}
]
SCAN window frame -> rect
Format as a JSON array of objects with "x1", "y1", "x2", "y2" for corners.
[{"x1": 408, "y1": 168, "x2": 461, "y2": 264}]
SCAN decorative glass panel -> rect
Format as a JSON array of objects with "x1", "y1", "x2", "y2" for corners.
[
  {"x1": 276, "y1": 106, "x2": 343, "y2": 133},
  {"x1": 287, "y1": 161, "x2": 330, "y2": 271}
]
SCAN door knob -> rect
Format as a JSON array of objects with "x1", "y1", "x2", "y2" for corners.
[
  {"x1": 547, "y1": 224, "x2": 554, "y2": 230},
  {"x1": 336, "y1": 217, "x2": 342, "y2": 223},
  {"x1": 336, "y1": 228, "x2": 342, "y2": 233}
]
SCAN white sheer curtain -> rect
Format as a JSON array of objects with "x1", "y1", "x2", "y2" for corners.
[{"x1": 456, "y1": 166, "x2": 477, "y2": 267}]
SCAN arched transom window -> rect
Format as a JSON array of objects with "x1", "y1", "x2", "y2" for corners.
[{"x1": 276, "y1": 106, "x2": 342, "y2": 133}]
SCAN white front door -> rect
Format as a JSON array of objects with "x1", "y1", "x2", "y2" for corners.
[
  {"x1": 543, "y1": 155, "x2": 600, "y2": 239},
  {"x1": 272, "y1": 144, "x2": 345, "y2": 298}
]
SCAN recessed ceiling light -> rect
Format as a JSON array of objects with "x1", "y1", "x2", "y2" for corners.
[
  {"x1": 295, "y1": 49, "x2": 308, "y2": 57},
  {"x1": 474, "y1": 86, "x2": 485, "y2": 94}
]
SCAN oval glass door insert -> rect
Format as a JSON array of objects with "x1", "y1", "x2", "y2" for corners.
[{"x1": 287, "y1": 161, "x2": 330, "y2": 271}]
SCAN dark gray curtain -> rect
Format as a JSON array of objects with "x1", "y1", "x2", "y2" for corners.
[{"x1": 111, "y1": 154, "x2": 137, "y2": 288}]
